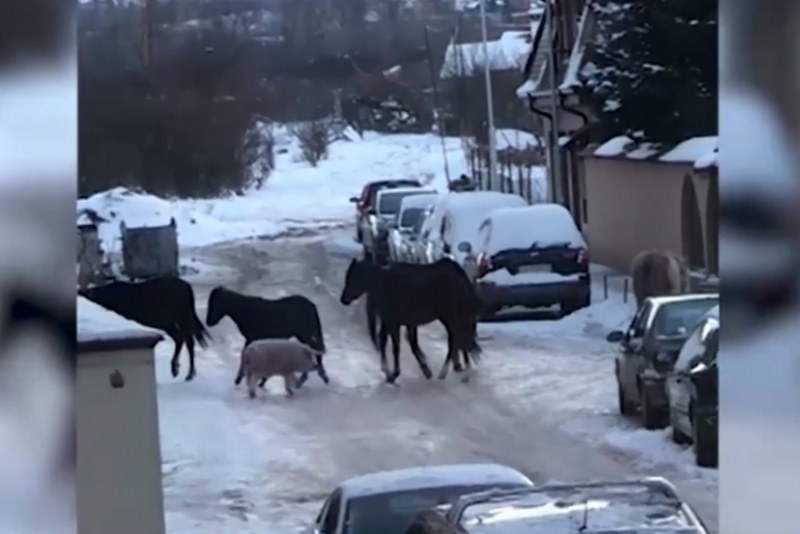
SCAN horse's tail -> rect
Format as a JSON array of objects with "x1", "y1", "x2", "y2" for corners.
[
  {"x1": 182, "y1": 282, "x2": 210, "y2": 347},
  {"x1": 308, "y1": 305, "x2": 326, "y2": 354},
  {"x1": 191, "y1": 307, "x2": 211, "y2": 348}
]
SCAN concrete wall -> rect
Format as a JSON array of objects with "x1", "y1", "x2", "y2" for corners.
[
  {"x1": 77, "y1": 348, "x2": 166, "y2": 534},
  {"x1": 580, "y1": 157, "x2": 713, "y2": 273}
]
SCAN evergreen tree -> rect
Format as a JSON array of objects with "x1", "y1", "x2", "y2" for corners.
[{"x1": 582, "y1": 0, "x2": 718, "y2": 144}]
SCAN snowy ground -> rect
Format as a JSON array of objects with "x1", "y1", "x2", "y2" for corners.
[{"x1": 78, "y1": 130, "x2": 717, "y2": 532}]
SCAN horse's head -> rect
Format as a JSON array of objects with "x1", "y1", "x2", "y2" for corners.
[
  {"x1": 340, "y1": 258, "x2": 371, "y2": 305},
  {"x1": 206, "y1": 286, "x2": 227, "y2": 326}
]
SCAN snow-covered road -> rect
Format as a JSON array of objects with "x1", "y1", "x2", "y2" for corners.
[{"x1": 157, "y1": 229, "x2": 718, "y2": 533}]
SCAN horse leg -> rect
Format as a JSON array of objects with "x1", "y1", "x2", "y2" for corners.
[
  {"x1": 437, "y1": 328, "x2": 457, "y2": 380},
  {"x1": 378, "y1": 323, "x2": 391, "y2": 379},
  {"x1": 314, "y1": 353, "x2": 329, "y2": 384},
  {"x1": 406, "y1": 327, "x2": 432, "y2": 379},
  {"x1": 367, "y1": 294, "x2": 379, "y2": 349},
  {"x1": 387, "y1": 326, "x2": 401, "y2": 383},
  {"x1": 169, "y1": 334, "x2": 184, "y2": 379},
  {"x1": 185, "y1": 335, "x2": 196, "y2": 381}
]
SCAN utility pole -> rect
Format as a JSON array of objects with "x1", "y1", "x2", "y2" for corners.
[
  {"x1": 545, "y1": 0, "x2": 562, "y2": 204},
  {"x1": 479, "y1": 0, "x2": 499, "y2": 190}
]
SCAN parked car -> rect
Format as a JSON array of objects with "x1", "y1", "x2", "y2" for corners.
[
  {"x1": 350, "y1": 179, "x2": 421, "y2": 245},
  {"x1": 462, "y1": 204, "x2": 590, "y2": 317},
  {"x1": 667, "y1": 304, "x2": 719, "y2": 467},
  {"x1": 355, "y1": 184, "x2": 431, "y2": 264},
  {"x1": 606, "y1": 293, "x2": 719, "y2": 429},
  {"x1": 415, "y1": 191, "x2": 527, "y2": 267},
  {"x1": 435, "y1": 477, "x2": 709, "y2": 534},
  {"x1": 306, "y1": 463, "x2": 533, "y2": 534},
  {"x1": 388, "y1": 192, "x2": 437, "y2": 262}
]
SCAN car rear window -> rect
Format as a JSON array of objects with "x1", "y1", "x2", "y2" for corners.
[
  {"x1": 400, "y1": 207, "x2": 426, "y2": 228},
  {"x1": 653, "y1": 298, "x2": 719, "y2": 338},
  {"x1": 342, "y1": 484, "x2": 523, "y2": 534}
]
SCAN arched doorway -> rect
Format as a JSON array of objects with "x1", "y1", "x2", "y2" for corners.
[
  {"x1": 705, "y1": 173, "x2": 719, "y2": 274},
  {"x1": 681, "y1": 175, "x2": 705, "y2": 269}
]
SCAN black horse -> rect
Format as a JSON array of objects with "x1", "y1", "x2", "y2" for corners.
[
  {"x1": 80, "y1": 277, "x2": 210, "y2": 381},
  {"x1": 205, "y1": 286, "x2": 328, "y2": 387},
  {"x1": 340, "y1": 258, "x2": 481, "y2": 383},
  {"x1": 364, "y1": 261, "x2": 480, "y2": 374}
]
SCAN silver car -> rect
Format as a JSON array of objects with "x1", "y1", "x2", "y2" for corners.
[
  {"x1": 388, "y1": 192, "x2": 437, "y2": 262},
  {"x1": 305, "y1": 463, "x2": 533, "y2": 534}
]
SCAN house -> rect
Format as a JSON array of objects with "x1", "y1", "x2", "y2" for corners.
[{"x1": 517, "y1": 0, "x2": 719, "y2": 275}]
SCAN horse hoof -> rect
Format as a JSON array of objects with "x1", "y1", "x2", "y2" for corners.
[
  {"x1": 423, "y1": 368, "x2": 433, "y2": 380},
  {"x1": 171, "y1": 366, "x2": 179, "y2": 378},
  {"x1": 460, "y1": 375, "x2": 471, "y2": 384},
  {"x1": 453, "y1": 364, "x2": 464, "y2": 373}
]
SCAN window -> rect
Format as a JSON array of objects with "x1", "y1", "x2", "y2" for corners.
[{"x1": 323, "y1": 490, "x2": 342, "y2": 533}]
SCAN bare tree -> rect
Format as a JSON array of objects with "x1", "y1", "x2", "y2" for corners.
[{"x1": 292, "y1": 120, "x2": 334, "y2": 167}]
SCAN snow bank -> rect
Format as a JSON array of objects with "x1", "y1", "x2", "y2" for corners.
[
  {"x1": 593, "y1": 134, "x2": 718, "y2": 170},
  {"x1": 593, "y1": 135, "x2": 634, "y2": 157},
  {"x1": 494, "y1": 129, "x2": 540, "y2": 150},
  {"x1": 77, "y1": 131, "x2": 468, "y2": 250}
]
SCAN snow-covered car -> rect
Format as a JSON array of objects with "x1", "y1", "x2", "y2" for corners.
[
  {"x1": 442, "y1": 477, "x2": 710, "y2": 533},
  {"x1": 462, "y1": 204, "x2": 590, "y2": 317},
  {"x1": 306, "y1": 463, "x2": 533, "y2": 534},
  {"x1": 364, "y1": 186, "x2": 435, "y2": 264},
  {"x1": 388, "y1": 192, "x2": 437, "y2": 263},
  {"x1": 606, "y1": 293, "x2": 719, "y2": 430},
  {"x1": 415, "y1": 191, "x2": 527, "y2": 267},
  {"x1": 667, "y1": 304, "x2": 719, "y2": 467}
]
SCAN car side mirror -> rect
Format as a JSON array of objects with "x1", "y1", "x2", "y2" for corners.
[
  {"x1": 606, "y1": 330, "x2": 625, "y2": 343},
  {"x1": 349, "y1": 196, "x2": 359, "y2": 203},
  {"x1": 457, "y1": 241, "x2": 472, "y2": 253},
  {"x1": 365, "y1": 207, "x2": 376, "y2": 216}
]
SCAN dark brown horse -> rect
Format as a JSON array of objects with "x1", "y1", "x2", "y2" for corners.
[
  {"x1": 80, "y1": 277, "x2": 209, "y2": 381},
  {"x1": 340, "y1": 258, "x2": 481, "y2": 383}
]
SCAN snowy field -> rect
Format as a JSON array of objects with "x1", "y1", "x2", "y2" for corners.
[{"x1": 78, "y1": 130, "x2": 717, "y2": 532}]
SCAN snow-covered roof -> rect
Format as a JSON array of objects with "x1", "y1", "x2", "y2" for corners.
[
  {"x1": 660, "y1": 136, "x2": 718, "y2": 164},
  {"x1": 78, "y1": 296, "x2": 162, "y2": 345},
  {"x1": 376, "y1": 186, "x2": 431, "y2": 198},
  {"x1": 399, "y1": 192, "x2": 437, "y2": 211},
  {"x1": 591, "y1": 135, "x2": 718, "y2": 170},
  {"x1": 440, "y1": 31, "x2": 531, "y2": 79},
  {"x1": 480, "y1": 204, "x2": 586, "y2": 254},
  {"x1": 559, "y1": 1, "x2": 592, "y2": 92},
  {"x1": 339, "y1": 463, "x2": 532, "y2": 499}
]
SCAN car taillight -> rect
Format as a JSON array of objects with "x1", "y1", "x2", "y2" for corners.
[
  {"x1": 477, "y1": 253, "x2": 492, "y2": 277},
  {"x1": 577, "y1": 247, "x2": 589, "y2": 265}
]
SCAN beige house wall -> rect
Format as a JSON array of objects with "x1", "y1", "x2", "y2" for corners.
[
  {"x1": 580, "y1": 157, "x2": 709, "y2": 273},
  {"x1": 77, "y1": 348, "x2": 166, "y2": 534}
]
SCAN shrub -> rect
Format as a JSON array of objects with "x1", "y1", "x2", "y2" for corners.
[{"x1": 292, "y1": 119, "x2": 333, "y2": 167}]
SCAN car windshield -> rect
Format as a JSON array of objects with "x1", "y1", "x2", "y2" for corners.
[
  {"x1": 653, "y1": 298, "x2": 719, "y2": 338},
  {"x1": 400, "y1": 207, "x2": 425, "y2": 228},
  {"x1": 378, "y1": 191, "x2": 425, "y2": 216},
  {"x1": 342, "y1": 484, "x2": 520, "y2": 534}
]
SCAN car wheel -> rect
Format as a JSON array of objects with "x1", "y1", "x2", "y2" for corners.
[
  {"x1": 617, "y1": 374, "x2": 635, "y2": 416},
  {"x1": 692, "y1": 415, "x2": 718, "y2": 468},
  {"x1": 640, "y1": 384, "x2": 668, "y2": 430}
]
